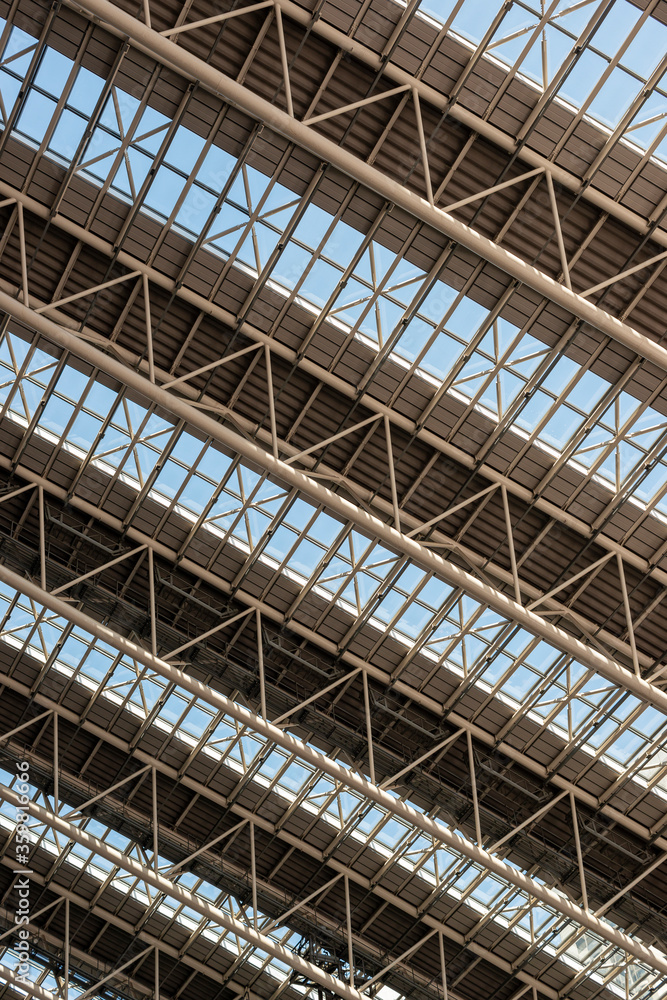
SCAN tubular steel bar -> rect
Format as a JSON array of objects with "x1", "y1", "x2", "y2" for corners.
[
  {"x1": 1, "y1": 290, "x2": 665, "y2": 707},
  {"x1": 0, "y1": 565, "x2": 667, "y2": 977},
  {"x1": 66, "y1": 0, "x2": 667, "y2": 376}
]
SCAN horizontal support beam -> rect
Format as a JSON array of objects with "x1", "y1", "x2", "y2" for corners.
[
  {"x1": 67, "y1": 0, "x2": 667, "y2": 377},
  {"x1": 1, "y1": 180, "x2": 663, "y2": 602},
  {"x1": 0, "y1": 289, "x2": 664, "y2": 711},
  {"x1": 0, "y1": 565, "x2": 665, "y2": 977}
]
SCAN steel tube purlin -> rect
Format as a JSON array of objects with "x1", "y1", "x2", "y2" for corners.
[{"x1": 0, "y1": 565, "x2": 666, "y2": 976}]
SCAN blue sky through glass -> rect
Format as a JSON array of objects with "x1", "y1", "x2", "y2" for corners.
[{"x1": 412, "y1": 0, "x2": 667, "y2": 157}]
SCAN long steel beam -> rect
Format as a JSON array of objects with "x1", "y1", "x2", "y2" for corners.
[
  {"x1": 0, "y1": 289, "x2": 664, "y2": 709},
  {"x1": 0, "y1": 566, "x2": 665, "y2": 976},
  {"x1": 66, "y1": 0, "x2": 667, "y2": 376},
  {"x1": 276, "y1": 0, "x2": 667, "y2": 248},
  {"x1": 1, "y1": 182, "x2": 662, "y2": 599}
]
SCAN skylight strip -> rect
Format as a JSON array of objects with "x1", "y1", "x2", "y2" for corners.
[{"x1": 408, "y1": 0, "x2": 667, "y2": 160}]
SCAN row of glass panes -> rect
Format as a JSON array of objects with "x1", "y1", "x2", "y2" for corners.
[{"x1": 415, "y1": 0, "x2": 667, "y2": 155}]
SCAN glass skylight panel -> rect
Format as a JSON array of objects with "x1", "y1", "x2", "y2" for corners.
[
  {"x1": 0, "y1": 22, "x2": 35, "y2": 106},
  {"x1": 527, "y1": 363, "x2": 609, "y2": 448},
  {"x1": 0, "y1": 335, "x2": 58, "y2": 420},
  {"x1": 626, "y1": 87, "x2": 667, "y2": 154},
  {"x1": 449, "y1": 321, "x2": 550, "y2": 417},
  {"x1": 411, "y1": 0, "x2": 667, "y2": 160},
  {"x1": 574, "y1": 395, "x2": 666, "y2": 478},
  {"x1": 492, "y1": 7, "x2": 573, "y2": 85},
  {"x1": 513, "y1": 365, "x2": 667, "y2": 514},
  {"x1": 417, "y1": 0, "x2": 498, "y2": 44},
  {"x1": 0, "y1": 772, "x2": 309, "y2": 996},
  {"x1": 417, "y1": 295, "x2": 486, "y2": 378}
]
